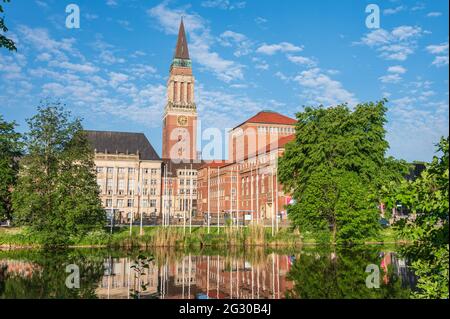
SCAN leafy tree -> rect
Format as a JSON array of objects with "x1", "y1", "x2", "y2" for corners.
[
  {"x1": 384, "y1": 137, "x2": 449, "y2": 299},
  {"x1": 279, "y1": 100, "x2": 407, "y2": 243},
  {"x1": 12, "y1": 100, "x2": 105, "y2": 247},
  {"x1": 0, "y1": 115, "x2": 22, "y2": 222},
  {"x1": 0, "y1": 0, "x2": 16, "y2": 52}
]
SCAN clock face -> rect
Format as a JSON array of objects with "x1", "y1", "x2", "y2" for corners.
[{"x1": 177, "y1": 115, "x2": 188, "y2": 126}]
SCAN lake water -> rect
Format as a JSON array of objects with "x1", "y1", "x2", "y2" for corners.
[{"x1": 0, "y1": 245, "x2": 416, "y2": 299}]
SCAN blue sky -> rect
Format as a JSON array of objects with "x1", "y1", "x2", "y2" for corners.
[{"x1": 0, "y1": 0, "x2": 448, "y2": 162}]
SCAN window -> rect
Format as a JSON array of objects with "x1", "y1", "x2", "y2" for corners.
[
  {"x1": 150, "y1": 199, "x2": 157, "y2": 208},
  {"x1": 107, "y1": 178, "x2": 113, "y2": 190},
  {"x1": 150, "y1": 188, "x2": 156, "y2": 196},
  {"x1": 117, "y1": 199, "x2": 124, "y2": 208},
  {"x1": 143, "y1": 188, "x2": 148, "y2": 195},
  {"x1": 143, "y1": 179, "x2": 148, "y2": 185},
  {"x1": 107, "y1": 167, "x2": 113, "y2": 174},
  {"x1": 151, "y1": 169, "x2": 158, "y2": 175},
  {"x1": 143, "y1": 168, "x2": 149, "y2": 174},
  {"x1": 128, "y1": 168, "x2": 135, "y2": 174},
  {"x1": 180, "y1": 179, "x2": 185, "y2": 186},
  {"x1": 142, "y1": 199, "x2": 148, "y2": 208},
  {"x1": 118, "y1": 179, "x2": 125, "y2": 191},
  {"x1": 151, "y1": 179, "x2": 157, "y2": 185},
  {"x1": 118, "y1": 167, "x2": 125, "y2": 174},
  {"x1": 96, "y1": 167, "x2": 103, "y2": 173},
  {"x1": 127, "y1": 199, "x2": 134, "y2": 207},
  {"x1": 106, "y1": 199, "x2": 112, "y2": 207}
]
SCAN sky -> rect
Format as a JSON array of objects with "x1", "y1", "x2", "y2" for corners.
[{"x1": 0, "y1": 0, "x2": 448, "y2": 162}]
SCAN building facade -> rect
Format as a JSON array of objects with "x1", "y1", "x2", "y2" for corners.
[
  {"x1": 197, "y1": 118, "x2": 296, "y2": 225},
  {"x1": 86, "y1": 131, "x2": 162, "y2": 223}
]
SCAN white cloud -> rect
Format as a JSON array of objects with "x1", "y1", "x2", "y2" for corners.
[
  {"x1": 358, "y1": 26, "x2": 423, "y2": 61},
  {"x1": 426, "y1": 42, "x2": 449, "y2": 67},
  {"x1": 256, "y1": 42, "x2": 303, "y2": 55},
  {"x1": 255, "y1": 17, "x2": 267, "y2": 25},
  {"x1": 50, "y1": 61, "x2": 99, "y2": 74},
  {"x1": 391, "y1": 26, "x2": 422, "y2": 41},
  {"x1": 426, "y1": 42, "x2": 449, "y2": 54},
  {"x1": 35, "y1": 0, "x2": 48, "y2": 8},
  {"x1": 201, "y1": 0, "x2": 246, "y2": 10},
  {"x1": 109, "y1": 72, "x2": 129, "y2": 88},
  {"x1": 117, "y1": 20, "x2": 133, "y2": 31},
  {"x1": 379, "y1": 73, "x2": 402, "y2": 84},
  {"x1": 293, "y1": 68, "x2": 358, "y2": 107},
  {"x1": 427, "y1": 12, "x2": 442, "y2": 17},
  {"x1": 431, "y1": 56, "x2": 449, "y2": 67},
  {"x1": 251, "y1": 57, "x2": 269, "y2": 70},
  {"x1": 219, "y1": 30, "x2": 253, "y2": 57},
  {"x1": 383, "y1": 6, "x2": 405, "y2": 15},
  {"x1": 148, "y1": 3, "x2": 244, "y2": 82},
  {"x1": 91, "y1": 35, "x2": 126, "y2": 64},
  {"x1": 287, "y1": 55, "x2": 317, "y2": 67},
  {"x1": 387, "y1": 65, "x2": 407, "y2": 74},
  {"x1": 84, "y1": 13, "x2": 99, "y2": 21},
  {"x1": 106, "y1": 0, "x2": 118, "y2": 7}
]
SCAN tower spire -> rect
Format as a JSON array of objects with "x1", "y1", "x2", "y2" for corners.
[{"x1": 174, "y1": 18, "x2": 190, "y2": 60}]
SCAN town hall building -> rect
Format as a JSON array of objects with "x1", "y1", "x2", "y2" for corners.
[{"x1": 86, "y1": 19, "x2": 297, "y2": 226}]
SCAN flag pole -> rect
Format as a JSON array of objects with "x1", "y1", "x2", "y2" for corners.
[
  {"x1": 217, "y1": 166, "x2": 220, "y2": 234},
  {"x1": 190, "y1": 163, "x2": 192, "y2": 233},
  {"x1": 207, "y1": 166, "x2": 210, "y2": 234}
]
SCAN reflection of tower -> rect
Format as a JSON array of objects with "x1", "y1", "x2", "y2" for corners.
[{"x1": 162, "y1": 18, "x2": 197, "y2": 161}]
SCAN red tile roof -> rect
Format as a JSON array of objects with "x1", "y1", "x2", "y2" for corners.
[{"x1": 233, "y1": 111, "x2": 296, "y2": 130}]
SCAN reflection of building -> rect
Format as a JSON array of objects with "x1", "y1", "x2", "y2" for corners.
[
  {"x1": 94, "y1": 254, "x2": 293, "y2": 299},
  {"x1": 96, "y1": 257, "x2": 159, "y2": 299},
  {"x1": 195, "y1": 255, "x2": 293, "y2": 299},
  {"x1": 380, "y1": 252, "x2": 417, "y2": 288},
  {"x1": 0, "y1": 259, "x2": 41, "y2": 278}
]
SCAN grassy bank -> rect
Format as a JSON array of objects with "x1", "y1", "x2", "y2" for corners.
[{"x1": 0, "y1": 226, "x2": 406, "y2": 249}]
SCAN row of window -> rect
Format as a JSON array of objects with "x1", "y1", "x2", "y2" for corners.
[
  {"x1": 98, "y1": 178, "x2": 159, "y2": 187},
  {"x1": 105, "y1": 199, "x2": 158, "y2": 208},
  {"x1": 257, "y1": 126, "x2": 295, "y2": 134},
  {"x1": 178, "y1": 170, "x2": 198, "y2": 176},
  {"x1": 97, "y1": 167, "x2": 160, "y2": 175},
  {"x1": 179, "y1": 179, "x2": 197, "y2": 186},
  {"x1": 179, "y1": 189, "x2": 197, "y2": 195}
]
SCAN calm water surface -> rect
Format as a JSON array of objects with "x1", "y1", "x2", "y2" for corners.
[{"x1": 0, "y1": 246, "x2": 416, "y2": 299}]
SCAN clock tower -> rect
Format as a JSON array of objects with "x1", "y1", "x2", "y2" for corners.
[{"x1": 162, "y1": 18, "x2": 198, "y2": 161}]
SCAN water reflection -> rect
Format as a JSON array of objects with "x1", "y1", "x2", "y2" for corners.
[{"x1": 0, "y1": 246, "x2": 416, "y2": 299}]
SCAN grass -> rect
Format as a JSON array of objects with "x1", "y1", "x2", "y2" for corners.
[{"x1": 0, "y1": 225, "x2": 409, "y2": 248}]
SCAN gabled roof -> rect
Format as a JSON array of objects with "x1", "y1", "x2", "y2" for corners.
[
  {"x1": 173, "y1": 19, "x2": 190, "y2": 60},
  {"x1": 85, "y1": 130, "x2": 161, "y2": 161},
  {"x1": 232, "y1": 111, "x2": 296, "y2": 130}
]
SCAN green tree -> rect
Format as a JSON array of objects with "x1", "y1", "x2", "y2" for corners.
[
  {"x1": 12, "y1": 100, "x2": 105, "y2": 247},
  {"x1": 0, "y1": 115, "x2": 22, "y2": 222},
  {"x1": 0, "y1": 0, "x2": 16, "y2": 52},
  {"x1": 384, "y1": 137, "x2": 449, "y2": 299},
  {"x1": 279, "y1": 100, "x2": 407, "y2": 243}
]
